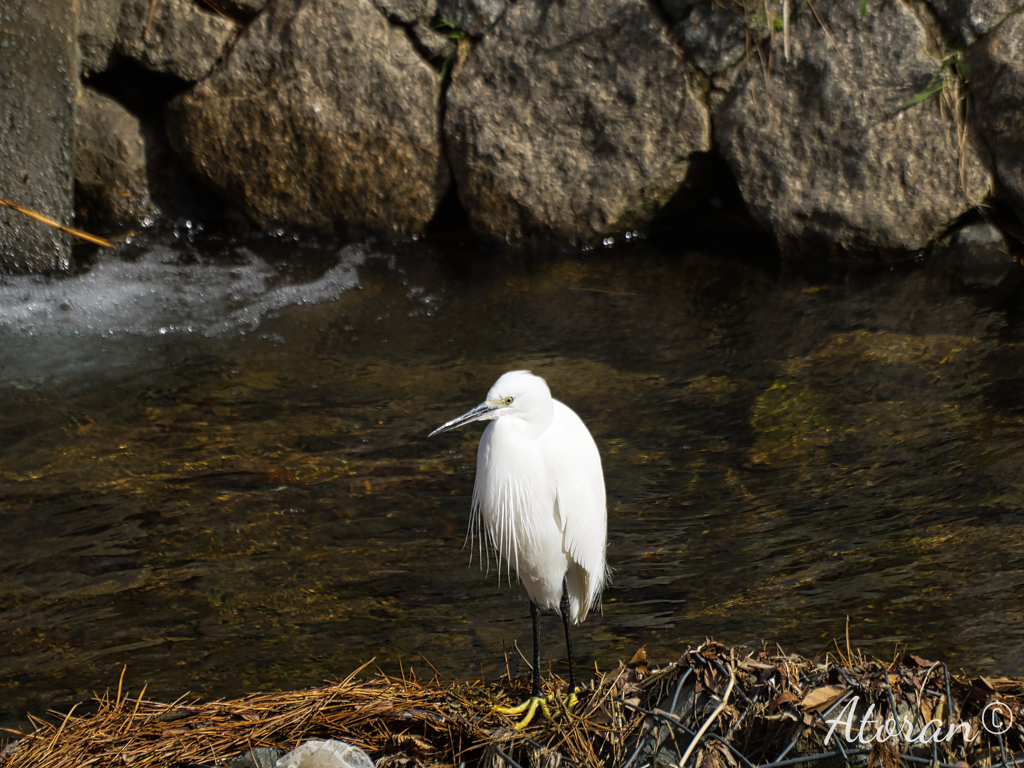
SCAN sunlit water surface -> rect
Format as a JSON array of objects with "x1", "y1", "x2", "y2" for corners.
[{"x1": 2, "y1": 232, "x2": 1024, "y2": 734}]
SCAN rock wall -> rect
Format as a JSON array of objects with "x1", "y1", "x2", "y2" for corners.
[
  {"x1": 0, "y1": 0, "x2": 76, "y2": 273},
  {"x1": 715, "y1": 0, "x2": 990, "y2": 252},
  {"x1": 164, "y1": 0, "x2": 449, "y2": 235},
  {"x1": 7, "y1": 0, "x2": 1024, "y2": 270},
  {"x1": 444, "y1": 0, "x2": 711, "y2": 245}
]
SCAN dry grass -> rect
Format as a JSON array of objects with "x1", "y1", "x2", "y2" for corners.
[
  {"x1": 3, "y1": 643, "x2": 1024, "y2": 768},
  {"x1": 0, "y1": 654, "x2": 650, "y2": 768},
  {"x1": 0, "y1": 198, "x2": 114, "y2": 248}
]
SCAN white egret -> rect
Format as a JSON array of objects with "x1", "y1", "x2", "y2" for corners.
[{"x1": 429, "y1": 370, "x2": 608, "y2": 728}]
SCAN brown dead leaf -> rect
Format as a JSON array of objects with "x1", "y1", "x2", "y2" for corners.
[
  {"x1": 629, "y1": 647, "x2": 649, "y2": 679},
  {"x1": 982, "y1": 677, "x2": 1022, "y2": 692},
  {"x1": 716, "y1": 741, "x2": 739, "y2": 768},
  {"x1": 604, "y1": 661, "x2": 643, "y2": 700},
  {"x1": 869, "y1": 674, "x2": 899, "y2": 690},
  {"x1": 801, "y1": 685, "x2": 846, "y2": 712},
  {"x1": 737, "y1": 656, "x2": 775, "y2": 673},
  {"x1": 699, "y1": 746, "x2": 720, "y2": 768},
  {"x1": 768, "y1": 691, "x2": 800, "y2": 714},
  {"x1": 701, "y1": 641, "x2": 729, "y2": 659},
  {"x1": 919, "y1": 697, "x2": 932, "y2": 722},
  {"x1": 776, "y1": 663, "x2": 791, "y2": 691},
  {"x1": 904, "y1": 653, "x2": 935, "y2": 668},
  {"x1": 967, "y1": 677, "x2": 997, "y2": 701}
]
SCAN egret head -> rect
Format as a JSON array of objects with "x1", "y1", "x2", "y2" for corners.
[{"x1": 428, "y1": 370, "x2": 554, "y2": 437}]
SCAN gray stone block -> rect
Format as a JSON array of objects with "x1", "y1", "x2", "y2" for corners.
[{"x1": 0, "y1": 0, "x2": 76, "y2": 272}]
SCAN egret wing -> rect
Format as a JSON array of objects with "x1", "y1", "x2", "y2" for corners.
[{"x1": 547, "y1": 401, "x2": 608, "y2": 620}]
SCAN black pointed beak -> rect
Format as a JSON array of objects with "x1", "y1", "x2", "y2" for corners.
[{"x1": 428, "y1": 401, "x2": 501, "y2": 437}]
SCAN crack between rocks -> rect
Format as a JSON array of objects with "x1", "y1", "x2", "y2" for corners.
[{"x1": 643, "y1": 0, "x2": 686, "y2": 50}]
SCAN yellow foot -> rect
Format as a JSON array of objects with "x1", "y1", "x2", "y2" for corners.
[
  {"x1": 495, "y1": 689, "x2": 581, "y2": 730},
  {"x1": 564, "y1": 688, "x2": 580, "y2": 711},
  {"x1": 494, "y1": 695, "x2": 553, "y2": 730}
]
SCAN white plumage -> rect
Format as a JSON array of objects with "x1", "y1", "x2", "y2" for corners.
[
  {"x1": 429, "y1": 370, "x2": 608, "y2": 726},
  {"x1": 469, "y1": 372, "x2": 607, "y2": 623}
]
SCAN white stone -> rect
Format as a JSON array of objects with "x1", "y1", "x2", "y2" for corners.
[{"x1": 276, "y1": 739, "x2": 375, "y2": 768}]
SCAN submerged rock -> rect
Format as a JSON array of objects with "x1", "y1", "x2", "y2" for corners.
[
  {"x1": 444, "y1": 0, "x2": 710, "y2": 245},
  {"x1": 715, "y1": 0, "x2": 990, "y2": 254},
  {"x1": 165, "y1": 0, "x2": 449, "y2": 235},
  {"x1": 933, "y1": 220, "x2": 1016, "y2": 288}
]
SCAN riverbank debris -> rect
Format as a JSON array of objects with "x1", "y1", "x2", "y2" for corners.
[{"x1": 2, "y1": 642, "x2": 1023, "y2": 768}]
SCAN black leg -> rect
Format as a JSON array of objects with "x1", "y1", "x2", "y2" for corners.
[
  {"x1": 560, "y1": 576, "x2": 577, "y2": 692},
  {"x1": 530, "y1": 600, "x2": 543, "y2": 698}
]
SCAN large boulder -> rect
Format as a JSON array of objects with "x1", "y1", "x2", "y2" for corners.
[
  {"x1": 79, "y1": 0, "x2": 124, "y2": 75},
  {"x1": 968, "y1": 11, "x2": 1024, "y2": 221},
  {"x1": 715, "y1": 0, "x2": 990, "y2": 254},
  {"x1": 165, "y1": 0, "x2": 449, "y2": 235},
  {"x1": 74, "y1": 87, "x2": 159, "y2": 230},
  {"x1": 115, "y1": 0, "x2": 239, "y2": 82},
  {"x1": 444, "y1": 0, "x2": 711, "y2": 245}
]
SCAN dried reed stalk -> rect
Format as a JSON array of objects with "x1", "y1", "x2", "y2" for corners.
[
  {"x1": 4, "y1": 644, "x2": 1024, "y2": 768},
  {"x1": 0, "y1": 199, "x2": 114, "y2": 248}
]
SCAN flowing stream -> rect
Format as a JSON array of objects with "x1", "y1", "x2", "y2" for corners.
[{"x1": 2, "y1": 230, "x2": 1023, "y2": 733}]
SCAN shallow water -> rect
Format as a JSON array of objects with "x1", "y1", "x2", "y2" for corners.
[{"x1": 2, "y1": 231, "x2": 1024, "y2": 734}]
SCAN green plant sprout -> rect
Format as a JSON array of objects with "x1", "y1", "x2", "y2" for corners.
[
  {"x1": 433, "y1": 16, "x2": 468, "y2": 40},
  {"x1": 432, "y1": 16, "x2": 470, "y2": 104},
  {"x1": 890, "y1": 53, "x2": 965, "y2": 117}
]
